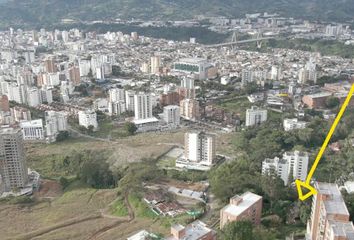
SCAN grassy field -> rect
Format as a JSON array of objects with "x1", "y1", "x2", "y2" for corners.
[{"x1": 217, "y1": 97, "x2": 253, "y2": 119}]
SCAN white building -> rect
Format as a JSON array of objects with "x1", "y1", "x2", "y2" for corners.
[
  {"x1": 27, "y1": 87, "x2": 41, "y2": 107},
  {"x1": 173, "y1": 58, "x2": 216, "y2": 80},
  {"x1": 45, "y1": 111, "x2": 68, "y2": 141},
  {"x1": 40, "y1": 87, "x2": 53, "y2": 104},
  {"x1": 163, "y1": 105, "x2": 180, "y2": 126},
  {"x1": 150, "y1": 56, "x2": 161, "y2": 75},
  {"x1": 283, "y1": 118, "x2": 307, "y2": 131},
  {"x1": 245, "y1": 106, "x2": 267, "y2": 127},
  {"x1": 262, "y1": 151, "x2": 309, "y2": 185},
  {"x1": 78, "y1": 110, "x2": 98, "y2": 130},
  {"x1": 134, "y1": 93, "x2": 153, "y2": 120},
  {"x1": 181, "y1": 131, "x2": 216, "y2": 166},
  {"x1": 108, "y1": 101, "x2": 126, "y2": 116},
  {"x1": 20, "y1": 119, "x2": 44, "y2": 141},
  {"x1": 125, "y1": 90, "x2": 135, "y2": 112},
  {"x1": 109, "y1": 88, "x2": 125, "y2": 103}
]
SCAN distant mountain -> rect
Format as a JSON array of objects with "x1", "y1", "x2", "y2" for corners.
[{"x1": 0, "y1": 0, "x2": 354, "y2": 28}]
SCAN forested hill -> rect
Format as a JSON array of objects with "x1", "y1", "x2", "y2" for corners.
[{"x1": 0, "y1": 0, "x2": 354, "y2": 28}]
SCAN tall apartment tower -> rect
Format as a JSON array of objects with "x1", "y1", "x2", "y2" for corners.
[
  {"x1": 109, "y1": 88, "x2": 125, "y2": 103},
  {"x1": 163, "y1": 105, "x2": 180, "y2": 126},
  {"x1": 307, "y1": 182, "x2": 354, "y2": 240},
  {"x1": 68, "y1": 66, "x2": 81, "y2": 86},
  {"x1": 150, "y1": 56, "x2": 161, "y2": 75},
  {"x1": 134, "y1": 93, "x2": 153, "y2": 120},
  {"x1": 44, "y1": 58, "x2": 57, "y2": 73},
  {"x1": 179, "y1": 77, "x2": 196, "y2": 100},
  {"x1": 0, "y1": 128, "x2": 28, "y2": 191},
  {"x1": 180, "y1": 99, "x2": 200, "y2": 121},
  {"x1": 184, "y1": 131, "x2": 216, "y2": 165}
]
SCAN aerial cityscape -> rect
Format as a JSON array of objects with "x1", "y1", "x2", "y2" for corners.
[{"x1": 1, "y1": 1, "x2": 354, "y2": 239}]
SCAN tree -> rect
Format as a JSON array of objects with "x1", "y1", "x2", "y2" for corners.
[
  {"x1": 56, "y1": 131, "x2": 70, "y2": 142},
  {"x1": 326, "y1": 97, "x2": 340, "y2": 109},
  {"x1": 221, "y1": 221, "x2": 254, "y2": 240},
  {"x1": 124, "y1": 122, "x2": 137, "y2": 135}
]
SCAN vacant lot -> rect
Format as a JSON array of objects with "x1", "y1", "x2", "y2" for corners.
[{"x1": 0, "y1": 131, "x2": 189, "y2": 239}]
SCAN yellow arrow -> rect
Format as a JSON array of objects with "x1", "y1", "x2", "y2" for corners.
[{"x1": 296, "y1": 83, "x2": 354, "y2": 201}]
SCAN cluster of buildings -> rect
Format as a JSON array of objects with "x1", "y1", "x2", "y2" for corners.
[{"x1": 262, "y1": 151, "x2": 309, "y2": 186}]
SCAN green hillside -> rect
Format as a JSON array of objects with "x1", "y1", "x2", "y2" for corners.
[{"x1": 0, "y1": 0, "x2": 354, "y2": 28}]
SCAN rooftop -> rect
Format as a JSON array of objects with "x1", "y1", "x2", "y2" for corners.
[
  {"x1": 316, "y1": 182, "x2": 350, "y2": 216},
  {"x1": 222, "y1": 192, "x2": 262, "y2": 216},
  {"x1": 166, "y1": 220, "x2": 214, "y2": 240}
]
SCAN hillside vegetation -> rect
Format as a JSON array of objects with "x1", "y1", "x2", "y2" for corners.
[{"x1": 1, "y1": 0, "x2": 354, "y2": 28}]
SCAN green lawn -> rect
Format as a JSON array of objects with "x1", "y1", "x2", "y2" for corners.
[{"x1": 111, "y1": 197, "x2": 129, "y2": 217}]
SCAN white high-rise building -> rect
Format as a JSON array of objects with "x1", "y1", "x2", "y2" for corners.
[
  {"x1": 262, "y1": 151, "x2": 309, "y2": 185},
  {"x1": 20, "y1": 119, "x2": 44, "y2": 141},
  {"x1": 108, "y1": 101, "x2": 126, "y2": 116},
  {"x1": 125, "y1": 90, "x2": 135, "y2": 112},
  {"x1": 78, "y1": 110, "x2": 98, "y2": 130},
  {"x1": 45, "y1": 111, "x2": 68, "y2": 141},
  {"x1": 0, "y1": 127, "x2": 28, "y2": 191},
  {"x1": 150, "y1": 56, "x2": 161, "y2": 75},
  {"x1": 163, "y1": 105, "x2": 180, "y2": 126},
  {"x1": 245, "y1": 106, "x2": 267, "y2": 127},
  {"x1": 40, "y1": 87, "x2": 53, "y2": 104},
  {"x1": 109, "y1": 88, "x2": 125, "y2": 103},
  {"x1": 184, "y1": 131, "x2": 216, "y2": 166},
  {"x1": 134, "y1": 93, "x2": 153, "y2": 120},
  {"x1": 27, "y1": 87, "x2": 41, "y2": 107}
]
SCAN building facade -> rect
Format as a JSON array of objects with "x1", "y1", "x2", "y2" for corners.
[
  {"x1": 220, "y1": 192, "x2": 263, "y2": 228},
  {"x1": 245, "y1": 106, "x2": 267, "y2": 127},
  {"x1": 0, "y1": 128, "x2": 28, "y2": 191},
  {"x1": 184, "y1": 131, "x2": 216, "y2": 166},
  {"x1": 306, "y1": 182, "x2": 354, "y2": 240}
]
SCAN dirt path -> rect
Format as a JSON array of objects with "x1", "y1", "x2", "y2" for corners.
[{"x1": 86, "y1": 192, "x2": 135, "y2": 240}]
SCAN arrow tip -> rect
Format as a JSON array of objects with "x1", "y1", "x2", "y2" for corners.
[{"x1": 295, "y1": 179, "x2": 317, "y2": 201}]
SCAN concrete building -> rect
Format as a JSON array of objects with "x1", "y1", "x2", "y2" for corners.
[
  {"x1": 173, "y1": 58, "x2": 216, "y2": 80},
  {"x1": 134, "y1": 93, "x2": 153, "y2": 120},
  {"x1": 220, "y1": 192, "x2": 263, "y2": 228},
  {"x1": 245, "y1": 106, "x2": 267, "y2": 127},
  {"x1": 0, "y1": 127, "x2": 28, "y2": 191},
  {"x1": 20, "y1": 119, "x2": 44, "y2": 141},
  {"x1": 283, "y1": 118, "x2": 307, "y2": 131},
  {"x1": 179, "y1": 77, "x2": 196, "y2": 100},
  {"x1": 27, "y1": 87, "x2": 41, "y2": 107},
  {"x1": 183, "y1": 131, "x2": 216, "y2": 166},
  {"x1": 78, "y1": 110, "x2": 98, "y2": 130},
  {"x1": 45, "y1": 111, "x2": 68, "y2": 141},
  {"x1": 150, "y1": 56, "x2": 161, "y2": 75},
  {"x1": 306, "y1": 182, "x2": 354, "y2": 240},
  {"x1": 108, "y1": 101, "x2": 126, "y2": 116},
  {"x1": 68, "y1": 66, "x2": 81, "y2": 86},
  {"x1": 109, "y1": 88, "x2": 125, "y2": 103},
  {"x1": 163, "y1": 105, "x2": 180, "y2": 126},
  {"x1": 180, "y1": 99, "x2": 200, "y2": 121},
  {"x1": 0, "y1": 95, "x2": 9, "y2": 112},
  {"x1": 125, "y1": 90, "x2": 135, "y2": 112},
  {"x1": 262, "y1": 151, "x2": 309, "y2": 185},
  {"x1": 302, "y1": 92, "x2": 332, "y2": 109},
  {"x1": 166, "y1": 220, "x2": 216, "y2": 240}
]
